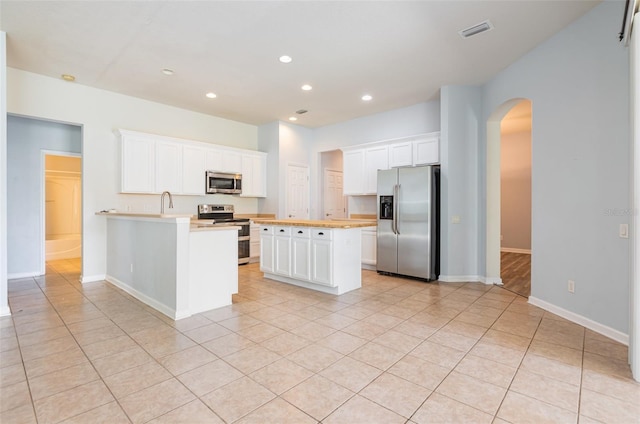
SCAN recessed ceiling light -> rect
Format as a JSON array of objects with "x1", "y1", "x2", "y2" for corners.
[
  {"x1": 161, "y1": 68, "x2": 174, "y2": 75},
  {"x1": 61, "y1": 74, "x2": 75, "y2": 82},
  {"x1": 361, "y1": 94, "x2": 373, "y2": 101},
  {"x1": 279, "y1": 55, "x2": 292, "y2": 64},
  {"x1": 301, "y1": 84, "x2": 313, "y2": 91},
  {"x1": 205, "y1": 92, "x2": 217, "y2": 99},
  {"x1": 289, "y1": 116, "x2": 298, "y2": 121}
]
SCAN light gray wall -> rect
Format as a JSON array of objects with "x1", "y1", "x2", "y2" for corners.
[
  {"x1": 501, "y1": 131, "x2": 532, "y2": 251},
  {"x1": 440, "y1": 86, "x2": 482, "y2": 278},
  {"x1": 7, "y1": 115, "x2": 82, "y2": 276},
  {"x1": 481, "y1": 1, "x2": 630, "y2": 332},
  {"x1": 257, "y1": 121, "x2": 280, "y2": 216}
]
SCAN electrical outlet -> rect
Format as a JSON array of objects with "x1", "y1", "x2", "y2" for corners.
[
  {"x1": 143, "y1": 204, "x2": 152, "y2": 212},
  {"x1": 125, "y1": 205, "x2": 132, "y2": 212},
  {"x1": 620, "y1": 224, "x2": 629, "y2": 239},
  {"x1": 568, "y1": 280, "x2": 575, "y2": 293},
  {"x1": 500, "y1": 235, "x2": 504, "y2": 241},
  {"x1": 451, "y1": 215, "x2": 461, "y2": 224}
]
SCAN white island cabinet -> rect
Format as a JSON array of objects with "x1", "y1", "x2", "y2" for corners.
[
  {"x1": 101, "y1": 212, "x2": 238, "y2": 320},
  {"x1": 259, "y1": 220, "x2": 372, "y2": 295}
]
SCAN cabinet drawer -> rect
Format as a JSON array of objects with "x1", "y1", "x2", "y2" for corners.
[
  {"x1": 275, "y1": 226, "x2": 291, "y2": 236},
  {"x1": 292, "y1": 227, "x2": 311, "y2": 238},
  {"x1": 260, "y1": 226, "x2": 274, "y2": 235},
  {"x1": 312, "y1": 228, "x2": 333, "y2": 240}
]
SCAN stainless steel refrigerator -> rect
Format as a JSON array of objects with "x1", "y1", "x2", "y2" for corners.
[{"x1": 377, "y1": 166, "x2": 439, "y2": 280}]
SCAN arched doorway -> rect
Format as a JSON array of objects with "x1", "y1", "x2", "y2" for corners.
[{"x1": 485, "y1": 98, "x2": 532, "y2": 294}]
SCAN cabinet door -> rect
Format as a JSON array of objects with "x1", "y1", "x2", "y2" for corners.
[
  {"x1": 260, "y1": 233, "x2": 274, "y2": 273},
  {"x1": 155, "y1": 141, "x2": 182, "y2": 193},
  {"x1": 274, "y1": 236, "x2": 291, "y2": 276},
  {"x1": 414, "y1": 136, "x2": 439, "y2": 165},
  {"x1": 222, "y1": 151, "x2": 242, "y2": 173},
  {"x1": 240, "y1": 154, "x2": 267, "y2": 198},
  {"x1": 121, "y1": 135, "x2": 155, "y2": 193},
  {"x1": 182, "y1": 145, "x2": 207, "y2": 195},
  {"x1": 292, "y1": 237, "x2": 311, "y2": 281},
  {"x1": 311, "y1": 239, "x2": 333, "y2": 286},
  {"x1": 205, "y1": 148, "x2": 223, "y2": 172},
  {"x1": 389, "y1": 142, "x2": 413, "y2": 168},
  {"x1": 365, "y1": 146, "x2": 389, "y2": 194},
  {"x1": 342, "y1": 150, "x2": 365, "y2": 195},
  {"x1": 361, "y1": 228, "x2": 377, "y2": 265}
]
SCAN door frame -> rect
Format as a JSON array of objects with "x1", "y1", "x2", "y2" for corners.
[{"x1": 41, "y1": 150, "x2": 82, "y2": 275}]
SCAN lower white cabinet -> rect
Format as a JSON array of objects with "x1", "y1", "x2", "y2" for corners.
[
  {"x1": 260, "y1": 227, "x2": 274, "y2": 273},
  {"x1": 291, "y1": 228, "x2": 311, "y2": 281},
  {"x1": 274, "y1": 227, "x2": 291, "y2": 276},
  {"x1": 311, "y1": 236, "x2": 333, "y2": 286},
  {"x1": 361, "y1": 226, "x2": 377, "y2": 267}
]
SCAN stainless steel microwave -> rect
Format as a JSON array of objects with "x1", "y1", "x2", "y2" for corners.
[{"x1": 205, "y1": 171, "x2": 242, "y2": 194}]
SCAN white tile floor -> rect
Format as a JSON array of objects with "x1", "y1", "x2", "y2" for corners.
[{"x1": 1, "y1": 258, "x2": 639, "y2": 423}]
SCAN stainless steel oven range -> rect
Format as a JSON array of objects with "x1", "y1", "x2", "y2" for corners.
[{"x1": 197, "y1": 204, "x2": 250, "y2": 265}]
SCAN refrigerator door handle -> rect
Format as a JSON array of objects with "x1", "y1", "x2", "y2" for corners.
[{"x1": 394, "y1": 184, "x2": 400, "y2": 235}]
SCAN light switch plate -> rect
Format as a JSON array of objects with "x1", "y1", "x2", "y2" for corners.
[{"x1": 452, "y1": 215, "x2": 461, "y2": 224}]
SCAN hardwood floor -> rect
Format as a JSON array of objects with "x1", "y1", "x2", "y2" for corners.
[{"x1": 501, "y1": 251, "x2": 531, "y2": 298}]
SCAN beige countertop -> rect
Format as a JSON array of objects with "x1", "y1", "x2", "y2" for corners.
[
  {"x1": 189, "y1": 224, "x2": 240, "y2": 232},
  {"x1": 96, "y1": 212, "x2": 193, "y2": 219},
  {"x1": 258, "y1": 219, "x2": 375, "y2": 229}
]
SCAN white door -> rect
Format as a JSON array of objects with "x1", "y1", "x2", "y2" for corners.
[
  {"x1": 323, "y1": 169, "x2": 346, "y2": 219},
  {"x1": 286, "y1": 164, "x2": 309, "y2": 219}
]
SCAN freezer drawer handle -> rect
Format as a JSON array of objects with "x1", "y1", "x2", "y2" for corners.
[{"x1": 318, "y1": 232, "x2": 324, "y2": 236}]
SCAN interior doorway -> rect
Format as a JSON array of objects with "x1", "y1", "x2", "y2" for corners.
[
  {"x1": 499, "y1": 100, "x2": 532, "y2": 297},
  {"x1": 43, "y1": 153, "x2": 82, "y2": 272}
]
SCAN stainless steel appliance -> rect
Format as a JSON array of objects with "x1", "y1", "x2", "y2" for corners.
[
  {"x1": 197, "y1": 204, "x2": 250, "y2": 264},
  {"x1": 377, "y1": 166, "x2": 440, "y2": 280},
  {"x1": 205, "y1": 171, "x2": 242, "y2": 194}
]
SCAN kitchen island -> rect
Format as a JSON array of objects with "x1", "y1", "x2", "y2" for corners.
[
  {"x1": 99, "y1": 212, "x2": 238, "y2": 320},
  {"x1": 258, "y1": 219, "x2": 374, "y2": 295}
]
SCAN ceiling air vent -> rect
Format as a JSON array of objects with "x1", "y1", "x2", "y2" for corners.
[
  {"x1": 296, "y1": 109, "x2": 308, "y2": 115},
  {"x1": 459, "y1": 20, "x2": 493, "y2": 39}
]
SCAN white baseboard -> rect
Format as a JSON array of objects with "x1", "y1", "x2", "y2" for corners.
[
  {"x1": 361, "y1": 264, "x2": 376, "y2": 271},
  {"x1": 438, "y1": 275, "x2": 483, "y2": 283},
  {"x1": 481, "y1": 276, "x2": 503, "y2": 286},
  {"x1": 105, "y1": 275, "x2": 182, "y2": 320},
  {"x1": 501, "y1": 248, "x2": 532, "y2": 254},
  {"x1": 0, "y1": 305, "x2": 11, "y2": 317},
  {"x1": 81, "y1": 274, "x2": 106, "y2": 283},
  {"x1": 529, "y1": 296, "x2": 629, "y2": 346},
  {"x1": 7, "y1": 271, "x2": 41, "y2": 280}
]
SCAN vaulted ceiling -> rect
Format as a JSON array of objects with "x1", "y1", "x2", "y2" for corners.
[{"x1": 1, "y1": 1, "x2": 601, "y2": 128}]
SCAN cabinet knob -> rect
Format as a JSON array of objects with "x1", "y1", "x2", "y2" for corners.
[
  {"x1": 298, "y1": 230, "x2": 303, "y2": 234},
  {"x1": 279, "y1": 229, "x2": 285, "y2": 233},
  {"x1": 318, "y1": 232, "x2": 324, "y2": 236}
]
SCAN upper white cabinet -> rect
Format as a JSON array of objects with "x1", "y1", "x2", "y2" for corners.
[
  {"x1": 240, "y1": 153, "x2": 267, "y2": 198},
  {"x1": 182, "y1": 145, "x2": 207, "y2": 195},
  {"x1": 388, "y1": 141, "x2": 413, "y2": 168},
  {"x1": 364, "y1": 146, "x2": 388, "y2": 194},
  {"x1": 121, "y1": 133, "x2": 155, "y2": 193},
  {"x1": 155, "y1": 141, "x2": 182, "y2": 193},
  {"x1": 341, "y1": 132, "x2": 439, "y2": 195},
  {"x1": 117, "y1": 129, "x2": 267, "y2": 197},
  {"x1": 413, "y1": 135, "x2": 439, "y2": 165}
]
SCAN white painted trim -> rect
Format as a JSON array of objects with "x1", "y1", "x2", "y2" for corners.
[
  {"x1": 81, "y1": 274, "x2": 106, "y2": 283},
  {"x1": 8, "y1": 271, "x2": 41, "y2": 279},
  {"x1": 105, "y1": 274, "x2": 186, "y2": 320},
  {"x1": 0, "y1": 305, "x2": 10, "y2": 317},
  {"x1": 1, "y1": 32, "x2": 8, "y2": 317},
  {"x1": 438, "y1": 275, "x2": 483, "y2": 283},
  {"x1": 630, "y1": 11, "x2": 640, "y2": 382},
  {"x1": 481, "y1": 276, "x2": 504, "y2": 286},
  {"x1": 361, "y1": 264, "x2": 376, "y2": 271},
  {"x1": 500, "y1": 247, "x2": 531, "y2": 254},
  {"x1": 529, "y1": 296, "x2": 629, "y2": 346}
]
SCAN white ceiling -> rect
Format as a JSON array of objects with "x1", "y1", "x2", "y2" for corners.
[{"x1": 1, "y1": 1, "x2": 600, "y2": 128}]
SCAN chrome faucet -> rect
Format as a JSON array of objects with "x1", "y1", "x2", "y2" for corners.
[{"x1": 160, "y1": 191, "x2": 173, "y2": 214}]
